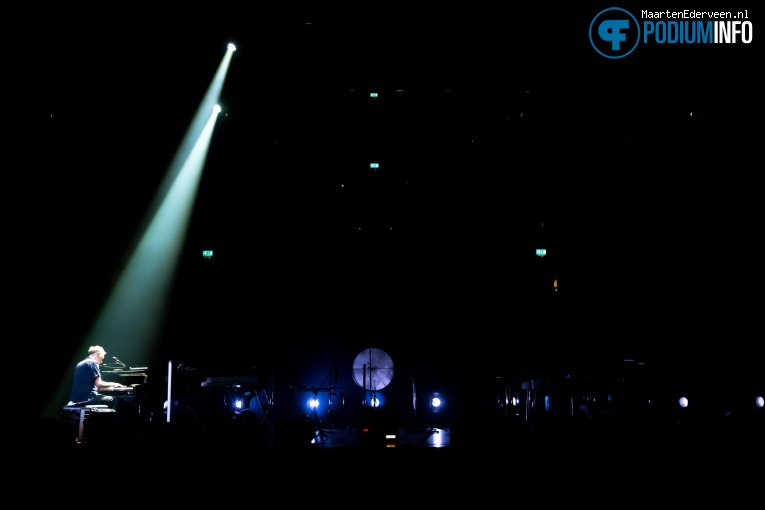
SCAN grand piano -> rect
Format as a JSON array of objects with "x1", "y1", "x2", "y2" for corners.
[
  {"x1": 98, "y1": 367, "x2": 157, "y2": 438},
  {"x1": 100, "y1": 367, "x2": 150, "y2": 398},
  {"x1": 103, "y1": 367, "x2": 150, "y2": 386}
]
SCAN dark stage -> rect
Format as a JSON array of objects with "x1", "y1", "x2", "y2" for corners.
[{"x1": 31, "y1": 6, "x2": 762, "y2": 489}]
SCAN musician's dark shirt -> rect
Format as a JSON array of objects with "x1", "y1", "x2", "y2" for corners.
[{"x1": 70, "y1": 357, "x2": 101, "y2": 403}]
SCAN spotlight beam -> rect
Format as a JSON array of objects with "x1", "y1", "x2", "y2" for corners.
[{"x1": 42, "y1": 44, "x2": 235, "y2": 419}]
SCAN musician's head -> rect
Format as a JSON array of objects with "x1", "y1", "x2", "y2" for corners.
[{"x1": 88, "y1": 345, "x2": 106, "y2": 363}]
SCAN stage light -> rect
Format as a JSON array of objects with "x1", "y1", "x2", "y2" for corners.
[
  {"x1": 42, "y1": 39, "x2": 238, "y2": 420},
  {"x1": 308, "y1": 397, "x2": 320, "y2": 410},
  {"x1": 429, "y1": 392, "x2": 445, "y2": 413},
  {"x1": 679, "y1": 396, "x2": 689, "y2": 408},
  {"x1": 228, "y1": 43, "x2": 236, "y2": 51},
  {"x1": 756, "y1": 396, "x2": 764, "y2": 408}
]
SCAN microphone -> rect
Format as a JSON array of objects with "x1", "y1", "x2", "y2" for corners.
[{"x1": 113, "y1": 356, "x2": 126, "y2": 367}]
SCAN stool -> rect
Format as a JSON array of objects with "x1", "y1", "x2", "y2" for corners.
[{"x1": 63, "y1": 404, "x2": 114, "y2": 443}]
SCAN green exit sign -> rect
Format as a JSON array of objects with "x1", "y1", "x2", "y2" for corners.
[
  {"x1": 202, "y1": 250, "x2": 213, "y2": 258},
  {"x1": 370, "y1": 163, "x2": 379, "y2": 168},
  {"x1": 370, "y1": 92, "x2": 378, "y2": 97},
  {"x1": 535, "y1": 249, "x2": 547, "y2": 257}
]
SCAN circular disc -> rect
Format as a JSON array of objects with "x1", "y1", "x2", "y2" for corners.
[{"x1": 352, "y1": 348, "x2": 394, "y2": 390}]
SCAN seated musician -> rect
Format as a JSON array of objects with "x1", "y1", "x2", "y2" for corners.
[{"x1": 68, "y1": 345, "x2": 127, "y2": 407}]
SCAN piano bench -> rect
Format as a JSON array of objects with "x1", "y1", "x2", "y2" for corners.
[{"x1": 63, "y1": 405, "x2": 115, "y2": 443}]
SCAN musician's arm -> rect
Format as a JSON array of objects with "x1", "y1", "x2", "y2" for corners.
[{"x1": 95, "y1": 376, "x2": 125, "y2": 389}]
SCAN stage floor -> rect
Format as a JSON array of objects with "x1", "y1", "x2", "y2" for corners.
[{"x1": 311, "y1": 426, "x2": 450, "y2": 448}]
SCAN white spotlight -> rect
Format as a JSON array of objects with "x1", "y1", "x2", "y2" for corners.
[
  {"x1": 213, "y1": 104, "x2": 222, "y2": 114},
  {"x1": 228, "y1": 43, "x2": 236, "y2": 51}
]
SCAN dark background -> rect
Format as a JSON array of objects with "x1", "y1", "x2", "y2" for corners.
[{"x1": 33, "y1": 4, "x2": 761, "y2": 423}]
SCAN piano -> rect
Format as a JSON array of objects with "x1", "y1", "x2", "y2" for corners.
[
  {"x1": 102, "y1": 367, "x2": 149, "y2": 386},
  {"x1": 100, "y1": 386, "x2": 137, "y2": 400},
  {"x1": 99, "y1": 368, "x2": 156, "y2": 435}
]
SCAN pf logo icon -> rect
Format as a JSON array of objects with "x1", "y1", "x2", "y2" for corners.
[{"x1": 589, "y1": 7, "x2": 640, "y2": 58}]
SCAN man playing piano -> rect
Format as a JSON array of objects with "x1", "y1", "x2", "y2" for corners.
[{"x1": 68, "y1": 345, "x2": 127, "y2": 407}]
